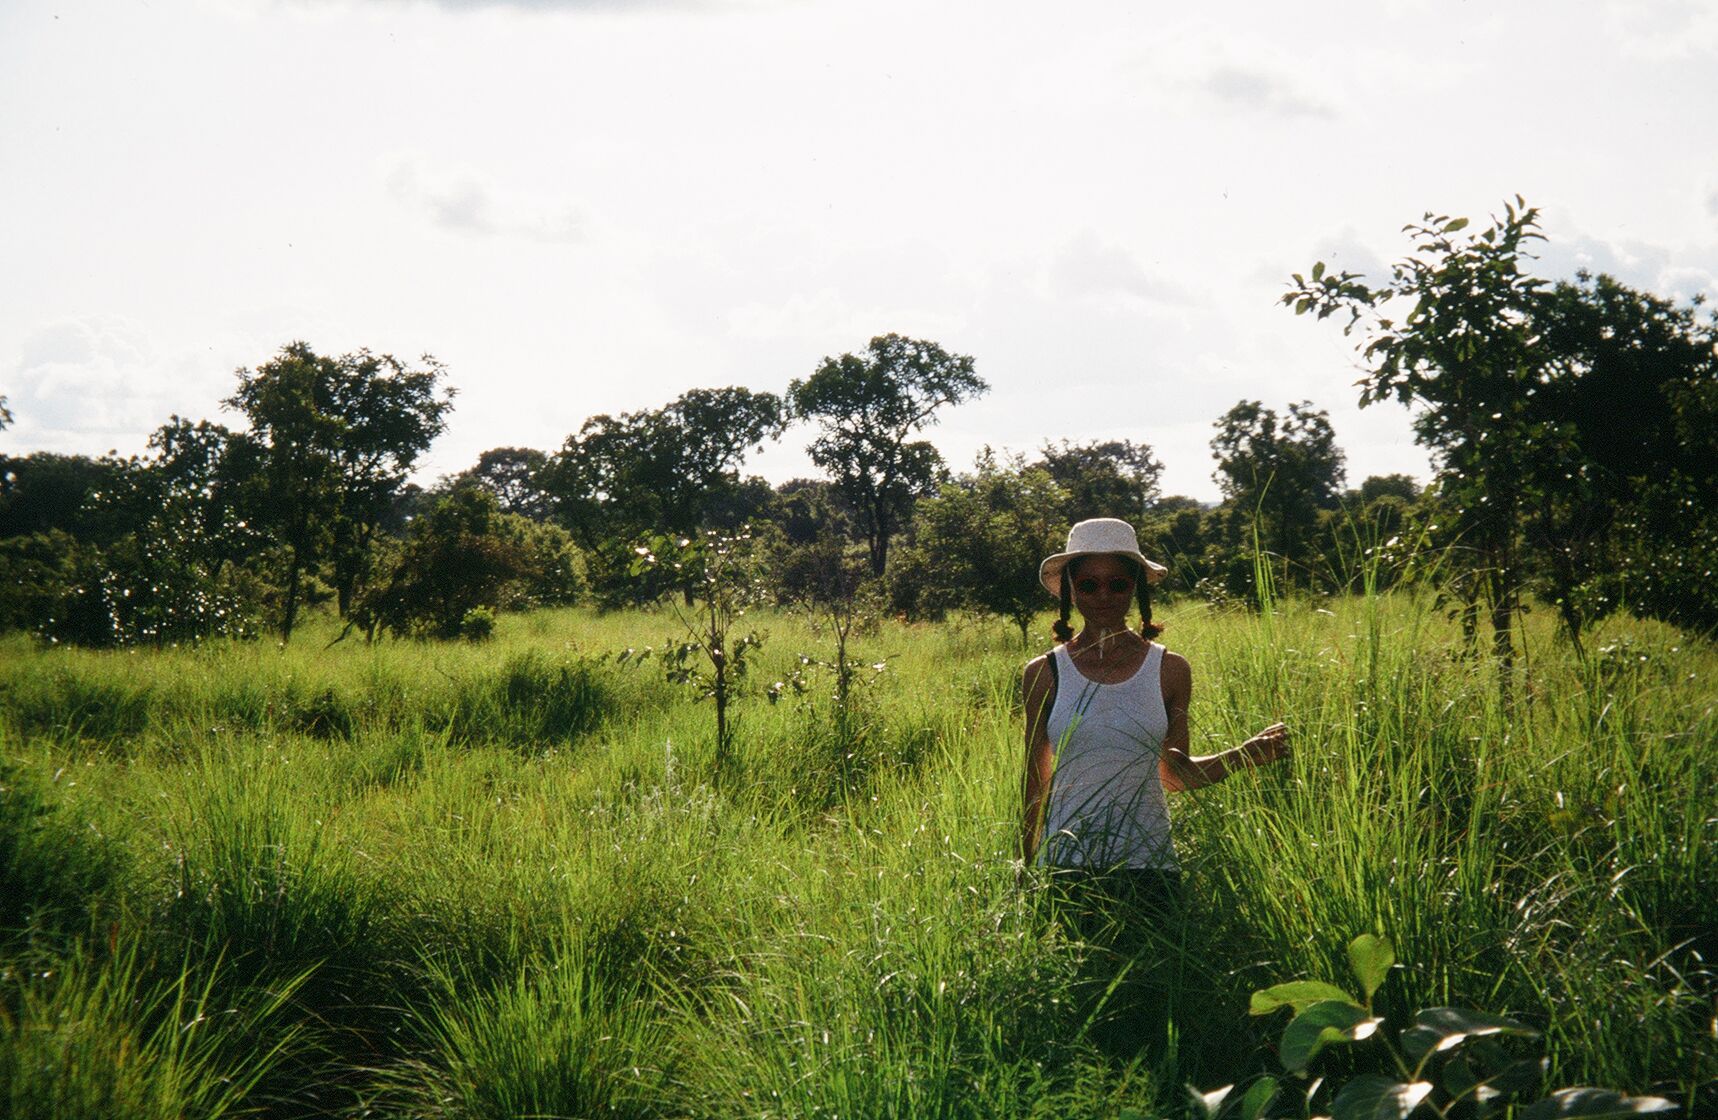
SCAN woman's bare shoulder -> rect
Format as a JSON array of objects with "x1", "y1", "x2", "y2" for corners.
[{"x1": 1159, "y1": 647, "x2": 1192, "y2": 690}]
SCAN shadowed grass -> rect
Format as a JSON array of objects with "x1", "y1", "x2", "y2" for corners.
[{"x1": 0, "y1": 939, "x2": 306, "y2": 1120}]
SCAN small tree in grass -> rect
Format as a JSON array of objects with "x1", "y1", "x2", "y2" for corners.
[
  {"x1": 780, "y1": 532, "x2": 883, "y2": 724},
  {"x1": 625, "y1": 529, "x2": 765, "y2": 773}
]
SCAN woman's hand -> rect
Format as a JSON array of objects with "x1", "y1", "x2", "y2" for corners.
[{"x1": 1242, "y1": 722, "x2": 1291, "y2": 767}]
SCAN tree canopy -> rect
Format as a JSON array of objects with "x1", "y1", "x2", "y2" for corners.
[
  {"x1": 1210, "y1": 399, "x2": 1345, "y2": 581},
  {"x1": 1285, "y1": 198, "x2": 1718, "y2": 663},
  {"x1": 224, "y1": 341, "x2": 455, "y2": 639},
  {"x1": 789, "y1": 333, "x2": 987, "y2": 576}
]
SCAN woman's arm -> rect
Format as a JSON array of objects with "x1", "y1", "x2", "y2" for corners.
[
  {"x1": 1021, "y1": 655, "x2": 1057, "y2": 863},
  {"x1": 1157, "y1": 651, "x2": 1291, "y2": 793}
]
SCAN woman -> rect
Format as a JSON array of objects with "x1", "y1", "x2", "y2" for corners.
[{"x1": 1021, "y1": 518, "x2": 1290, "y2": 895}]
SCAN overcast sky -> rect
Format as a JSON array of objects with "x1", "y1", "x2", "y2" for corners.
[{"x1": 4, "y1": 0, "x2": 1715, "y2": 502}]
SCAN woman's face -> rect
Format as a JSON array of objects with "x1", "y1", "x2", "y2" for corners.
[{"x1": 1069, "y1": 554, "x2": 1136, "y2": 629}]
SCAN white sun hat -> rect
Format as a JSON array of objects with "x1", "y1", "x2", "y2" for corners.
[{"x1": 1038, "y1": 517, "x2": 1168, "y2": 597}]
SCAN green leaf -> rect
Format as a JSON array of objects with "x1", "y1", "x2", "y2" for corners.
[
  {"x1": 1239, "y1": 1076, "x2": 1280, "y2": 1120},
  {"x1": 1402, "y1": 1007, "x2": 1537, "y2": 1063},
  {"x1": 1347, "y1": 934, "x2": 1394, "y2": 1001},
  {"x1": 1281, "y1": 1000, "x2": 1373, "y2": 1072},
  {"x1": 1444, "y1": 1056, "x2": 1482, "y2": 1101},
  {"x1": 1447, "y1": 1058, "x2": 1550, "y2": 1116},
  {"x1": 1332, "y1": 1075, "x2": 1434, "y2": 1120},
  {"x1": 1518, "y1": 1088, "x2": 1678, "y2": 1119},
  {"x1": 1312, "y1": 260, "x2": 1326, "y2": 281},
  {"x1": 1251, "y1": 981, "x2": 1359, "y2": 1016},
  {"x1": 1444, "y1": 216, "x2": 1470, "y2": 232}
]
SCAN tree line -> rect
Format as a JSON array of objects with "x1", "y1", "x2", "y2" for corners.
[{"x1": 2, "y1": 201, "x2": 1714, "y2": 662}]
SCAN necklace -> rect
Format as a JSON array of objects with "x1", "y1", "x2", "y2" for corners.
[{"x1": 1077, "y1": 628, "x2": 1137, "y2": 662}]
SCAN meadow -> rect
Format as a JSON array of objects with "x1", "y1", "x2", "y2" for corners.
[{"x1": 0, "y1": 593, "x2": 1712, "y2": 1118}]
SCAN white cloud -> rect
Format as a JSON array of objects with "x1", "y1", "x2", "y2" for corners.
[
  {"x1": 1050, "y1": 232, "x2": 1189, "y2": 306},
  {"x1": 384, "y1": 154, "x2": 586, "y2": 242},
  {"x1": 1198, "y1": 65, "x2": 1335, "y2": 119},
  {"x1": 1535, "y1": 233, "x2": 1718, "y2": 303},
  {"x1": 3, "y1": 317, "x2": 231, "y2": 456},
  {"x1": 1601, "y1": 0, "x2": 1718, "y2": 59}
]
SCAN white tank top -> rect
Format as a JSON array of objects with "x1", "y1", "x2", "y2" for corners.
[{"x1": 1039, "y1": 640, "x2": 1176, "y2": 870}]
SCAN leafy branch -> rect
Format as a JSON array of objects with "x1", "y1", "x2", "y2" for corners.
[{"x1": 1185, "y1": 933, "x2": 1678, "y2": 1120}]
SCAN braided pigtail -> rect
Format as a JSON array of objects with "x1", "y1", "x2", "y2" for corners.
[
  {"x1": 1052, "y1": 569, "x2": 1074, "y2": 643},
  {"x1": 1136, "y1": 565, "x2": 1165, "y2": 640}
]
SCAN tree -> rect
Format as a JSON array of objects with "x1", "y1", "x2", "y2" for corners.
[
  {"x1": 224, "y1": 342, "x2": 454, "y2": 641},
  {"x1": 545, "y1": 387, "x2": 784, "y2": 600},
  {"x1": 789, "y1": 333, "x2": 988, "y2": 577},
  {"x1": 1286, "y1": 202, "x2": 1718, "y2": 667},
  {"x1": 1285, "y1": 201, "x2": 1547, "y2": 691},
  {"x1": 625, "y1": 529, "x2": 767, "y2": 773},
  {"x1": 1530, "y1": 273, "x2": 1718, "y2": 642},
  {"x1": 360, "y1": 488, "x2": 538, "y2": 640},
  {"x1": 902, "y1": 450, "x2": 1068, "y2": 646},
  {"x1": 0, "y1": 453, "x2": 128, "y2": 541},
  {"x1": 1034, "y1": 438, "x2": 1163, "y2": 523},
  {"x1": 1356, "y1": 474, "x2": 1420, "y2": 505},
  {"x1": 448, "y1": 446, "x2": 554, "y2": 520},
  {"x1": 1210, "y1": 399, "x2": 1346, "y2": 581},
  {"x1": 147, "y1": 417, "x2": 267, "y2": 582}
]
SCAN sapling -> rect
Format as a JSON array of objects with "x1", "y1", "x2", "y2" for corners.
[{"x1": 623, "y1": 528, "x2": 765, "y2": 773}]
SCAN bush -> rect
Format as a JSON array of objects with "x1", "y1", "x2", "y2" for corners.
[{"x1": 460, "y1": 606, "x2": 497, "y2": 642}]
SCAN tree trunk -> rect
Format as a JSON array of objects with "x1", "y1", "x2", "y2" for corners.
[
  {"x1": 1487, "y1": 510, "x2": 1520, "y2": 710},
  {"x1": 867, "y1": 530, "x2": 888, "y2": 578},
  {"x1": 282, "y1": 551, "x2": 302, "y2": 642},
  {"x1": 1490, "y1": 587, "x2": 1516, "y2": 710}
]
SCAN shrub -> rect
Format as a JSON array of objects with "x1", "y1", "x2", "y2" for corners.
[{"x1": 459, "y1": 606, "x2": 496, "y2": 642}]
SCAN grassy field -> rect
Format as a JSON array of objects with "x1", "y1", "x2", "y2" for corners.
[{"x1": 1, "y1": 594, "x2": 1713, "y2": 1118}]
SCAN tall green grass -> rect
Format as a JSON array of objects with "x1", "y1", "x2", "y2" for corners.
[{"x1": 1, "y1": 599, "x2": 1712, "y2": 1116}]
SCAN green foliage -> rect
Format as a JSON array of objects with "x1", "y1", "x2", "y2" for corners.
[
  {"x1": 1035, "y1": 437, "x2": 1164, "y2": 523},
  {"x1": 1285, "y1": 201, "x2": 1550, "y2": 688},
  {"x1": 361, "y1": 488, "x2": 575, "y2": 640},
  {"x1": 445, "y1": 445, "x2": 554, "y2": 520},
  {"x1": 0, "y1": 452, "x2": 128, "y2": 540},
  {"x1": 900, "y1": 448, "x2": 1068, "y2": 644},
  {"x1": 458, "y1": 605, "x2": 495, "y2": 641},
  {"x1": 625, "y1": 529, "x2": 767, "y2": 770},
  {"x1": 544, "y1": 386, "x2": 784, "y2": 601},
  {"x1": 1211, "y1": 400, "x2": 1347, "y2": 584},
  {"x1": 31, "y1": 460, "x2": 259, "y2": 647},
  {"x1": 0, "y1": 531, "x2": 89, "y2": 634},
  {"x1": 1284, "y1": 198, "x2": 1718, "y2": 665},
  {"x1": 224, "y1": 341, "x2": 454, "y2": 639},
  {"x1": 1224, "y1": 933, "x2": 1678, "y2": 1120},
  {"x1": 789, "y1": 333, "x2": 988, "y2": 576}
]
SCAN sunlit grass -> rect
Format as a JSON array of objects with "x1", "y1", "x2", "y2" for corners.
[{"x1": 1, "y1": 596, "x2": 1713, "y2": 1116}]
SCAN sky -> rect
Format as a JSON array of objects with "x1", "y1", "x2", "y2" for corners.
[{"x1": 3, "y1": 0, "x2": 1716, "y2": 503}]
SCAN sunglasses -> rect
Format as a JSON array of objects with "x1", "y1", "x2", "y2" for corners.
[{"x1": 1074, "y1": 576, "x2": 1135, "y2": 595}]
